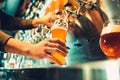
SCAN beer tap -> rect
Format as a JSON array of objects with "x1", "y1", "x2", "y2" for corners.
[
  {"x1": 76, "y1": 0, "x2": 109, "y2": 34},
  {"x1": 64, "y1": 1, "x2": 103, "y2": 46},
  {"x1": 64, "y1": 2, "x2": 85, "y2": 33}
]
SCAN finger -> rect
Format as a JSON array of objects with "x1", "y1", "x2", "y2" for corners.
[
  {"x1": 46, "y1": 42, "x2": 68, "y2": 55},
  {"x1": 45, "y1": 47, "x2": 67, "y2": 57},
  {"x1": 44, "y1": 54, "x2": 63, "y2": 66},
  {"x1": 48, "y1": 38, "x2": 66, "y2": 47}
]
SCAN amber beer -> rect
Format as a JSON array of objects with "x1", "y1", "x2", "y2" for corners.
[
  {"x1": 100, "y1": 25, "x2": 120, "y2": 58},
  {"x1": 51, "y1": 26, "x2": 67, "y2": 64}
]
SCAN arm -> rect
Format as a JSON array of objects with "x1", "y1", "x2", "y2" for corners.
[
  {"x1": 1, "y1": 10, "x2": 34, "y2": 30},
  {"x1": 1, "y1": 10, "x2": 55, "y2": 30},
  {"x1": 4, "y1": 37, "x2": 68, "y2": 65},
  {"x1": 0, "y1": 30, "x2": 12, "y2": 52},
  {"x1": 0, "y1": 29, "x2": 68, "y2": 65}
]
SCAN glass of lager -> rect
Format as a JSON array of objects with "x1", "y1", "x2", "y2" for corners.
[{"x1": 51, "y1": 18, "x2": 68, "y2": 65}]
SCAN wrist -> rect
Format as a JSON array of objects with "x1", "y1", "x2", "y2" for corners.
[
  {"x1": 4, "y1": 38, "x2": 33, "y2": 56},
  {"x1": 32, "y1": 18, "x2": 44, "y2": 27}
]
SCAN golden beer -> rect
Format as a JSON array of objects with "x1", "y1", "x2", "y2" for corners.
[{"x1": 51, "y1": 27, "x2": 67, "y2": 64}]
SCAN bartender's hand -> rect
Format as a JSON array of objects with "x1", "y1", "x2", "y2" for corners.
[
  {"x1": 28, "y1": 38, "x2": 68, "y2": 66},
  {"x1": 4, "y1": 37, "x2": 68, "y2": 66},
  {"x1": 32, "y1": 12, "x2": 56, "y2": 27}
]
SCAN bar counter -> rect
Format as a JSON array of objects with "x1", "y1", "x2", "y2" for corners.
[{"x1": 0, "y1": 59, "x2": 120, "y2": 80}]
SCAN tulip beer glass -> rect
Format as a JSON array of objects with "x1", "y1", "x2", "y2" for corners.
[
  {"x1": 100, "y1": 20, "x2": 120, "y2": 59},
  {"x1": 51, "y1": 18, "x2": 68, "y2": 64}
]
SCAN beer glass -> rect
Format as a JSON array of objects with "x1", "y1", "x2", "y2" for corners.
[
  {"x1": 99, "y1": 20, "x2": 120, "y2": 59},
  {"x1": 51, "y1": 18, "x2": 68, "y2": 64}
]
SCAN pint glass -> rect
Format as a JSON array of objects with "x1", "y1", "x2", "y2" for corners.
[{"x1": 51, "y1": 18, "x2": 68, "y2": 64}]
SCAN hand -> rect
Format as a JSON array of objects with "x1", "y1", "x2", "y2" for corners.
[
  {"x1": 28, "y1": 38, "x2": 68, "y2": 66},
  {"x1": 41, "y1": 12, "x2": 56, "y2": 26},
  {"x1": 32, "y1": 12, "x2": 56, "y2": 27}
]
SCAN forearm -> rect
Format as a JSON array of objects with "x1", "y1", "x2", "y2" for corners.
[
  {"x1": 1, "y1": 10, "x2": 53, "y2": 30},
  {"x1": 2, "y1": 16, "x2": 48, "y2": 30},
  {"x1": 4, "y1": 38, "x2": 32, "y2": 56},
  {"x1": 1, "y1": 10, "x2": 34, "y2": 30},
  {"x1": 2, "y1": 17, "x2": 34, "y2": 30}
]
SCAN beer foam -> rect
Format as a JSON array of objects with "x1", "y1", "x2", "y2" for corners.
[
  {"x1": 101, "y1": 25, "x2": 120, "y2": 35},
  {"x1": 51, "y1": 26, "x2": 67, "y2": 31}
]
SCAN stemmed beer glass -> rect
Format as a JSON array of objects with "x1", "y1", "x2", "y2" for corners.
[{"x1": 99, "y1": 19, "x2": 120, "y2": 59}]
